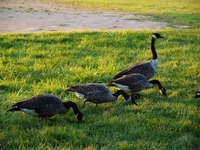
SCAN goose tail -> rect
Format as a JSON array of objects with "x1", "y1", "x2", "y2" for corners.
[
  {"x1": 65, "y1": 87, "x2": 76, "y2": 92},
  {"x1": 106, "y1": 83, "x2": 116, "y2": 87}
]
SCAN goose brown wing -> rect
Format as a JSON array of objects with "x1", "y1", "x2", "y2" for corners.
[
  {"x1": 113, "y1": 74, "x2": 148, "y2": 92},
  {"x1": 129, "y1": 78, "x2": 149, "y2": 92},
  {"x1": 113, "y1": 61, "x2": 154, "y2": 79},
  {"x1": 113, "y1": 74, "x2": 146, "y2": 86},
  {"x1": 88, "y1": 84, "x2": 110, "y2": 99},
  {"x1": 74, "y1": 84, "x2": 109, "y2": 99}
]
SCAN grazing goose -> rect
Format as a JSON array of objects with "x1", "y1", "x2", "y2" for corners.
[
  {"x1": 193, "y1": 90, "x2": 200, "y2": 98},
  {"x1": 8, "y1": 94, "x2": 83, "y2": 121},
  {"x1": 110, "y1": 73, "x2": 167, "y2": 97},
  {"x1": 113, "y1": 33, "x2": 164, "y2": 80},
  {"x1": 66, "y1": 83, "x2": 137, "y2": 107}
]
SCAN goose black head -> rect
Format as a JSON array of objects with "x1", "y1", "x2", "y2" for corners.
[
  {"x1": 76, "y1": 111, "x2": 83, "y2": 122},
  {"x1": 63, "y1": 101, "x2": 83, "y2": 121},
  {"x1": 152, "y1": 33, "x2": 164, "y2": 39},
  {"x1": 159, "y1": 87, "x2": 167, "y2": 97},
  {"x1": 127, "y1": 96, "x2": 138, "y2": 105},
  {"x1": 193, "y1": 91, "x2": 200, "y2": 98}
]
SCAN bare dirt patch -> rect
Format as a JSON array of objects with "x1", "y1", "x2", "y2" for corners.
[{"x1": 0, "y1": 0, "x2": 168, "y2": 33}]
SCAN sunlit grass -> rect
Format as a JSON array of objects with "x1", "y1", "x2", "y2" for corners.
[
  {"x1": 50, "y1": 0, "x2": 199, "y2": 14},
  {"x1": 0, "y1": 29, "x2": 199, "y2": 149},
  {"x1": 47, "y1": 0, "x2": 200, "y2": 28}
]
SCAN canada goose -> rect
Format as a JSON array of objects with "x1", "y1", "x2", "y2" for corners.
[
  {"x1": 8, "y1": 94, "x2": 83, "y2": 121},
  {"x1": 66, "y1": 83, "x2": 137, "y2": 107},
  {"x1": 113, "y1": 33, "x2": 164, "y2": 80},
  {"x1": 193, "y1": 90, "x2": 200, "y2": 98},
  {"x1": 110, "y1": 73, "x2": 167, "y2": 97}
]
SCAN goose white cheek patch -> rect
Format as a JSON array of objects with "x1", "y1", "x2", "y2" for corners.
[
  {"x1": 127, "y1": 96, "x2": 132, "y2": 103},
  {"x1": 152, "y1": 35, "x2": 157, "y2": 39},
  {"x1": 159, "y1": 89, "x2": 164, "y2": 95}
]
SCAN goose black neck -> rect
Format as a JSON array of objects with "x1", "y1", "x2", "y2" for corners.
[
  {"x1": 149, "y1": 80, "x2": 163, "y2": 89},
  {"x1": 113, "y1": 90, "x2": 129, "y2": 100},
  {"x1": 63, "y1": 101, "x2": 80, "y2": 115},
  {"x1": 151, "y1": 37, "x2": 157, "y2": 60}
]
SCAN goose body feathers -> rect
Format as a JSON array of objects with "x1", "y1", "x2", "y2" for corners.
[
  {"x1": 66, "y1": 83, "x2": 137, "y2": 107},
  {"x1": 111, "y1": 73, "x2": 167, "y2": 97},
  {"x1": 8, "y1": 94, "x2": 83, "y2": 121},
  {"x1": 113, "y1": 60, "x2": 158, "y2": 81}
]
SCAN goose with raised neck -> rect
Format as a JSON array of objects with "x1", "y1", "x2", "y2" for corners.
[{"x1": 113, "y1": 33, "x2": 164, "y2": 80}]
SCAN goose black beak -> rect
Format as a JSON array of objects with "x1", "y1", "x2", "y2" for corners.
[
  {"x1": 160, "y1": 35, "x2": 164, "y2": 38},
  {"x1": 163, "y1": 93, "x2": 168, "y2": 98},
  {"x1": 131, "y1": 96, "x2": 138, "y2": 105},
  {"x1": 160, "y1": 88, "x2": 167, "y2": 97}
]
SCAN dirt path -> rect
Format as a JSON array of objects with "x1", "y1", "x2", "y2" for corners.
[{"x1": 0, "y1": 0, "x2": 168, "y2": 33}]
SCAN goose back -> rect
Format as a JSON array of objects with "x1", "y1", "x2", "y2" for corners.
[
  {"x1": 9, "y1": 94, "x2": 68, "y2": 118},
  {"x1": 113, "y1": 60, "x2": 157, "y2": 80},
  {"x1": 67, "y1": 83, "x2": 117, "y2": 104},
  {"x1": 112, "y1": 74, "x2": 149, "y2": 93}
]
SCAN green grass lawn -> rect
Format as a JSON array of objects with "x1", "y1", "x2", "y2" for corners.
[
  {"x1": 0, "y1": 29, "x2": 199, "y2": 149},
  {"x1": 48, "y1": 0, "x2": 200, "y2": 28}
]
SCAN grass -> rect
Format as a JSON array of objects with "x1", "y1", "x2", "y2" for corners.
[
  {"x1": 47, "y1": 0, "x2": 200, "y2": 28},
  {"x1": 50, "y1": 0, "x2": 200, "y2": 14},
  {"x1": 0, "y1": 29, "x2": 199, "y2": 149}
]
